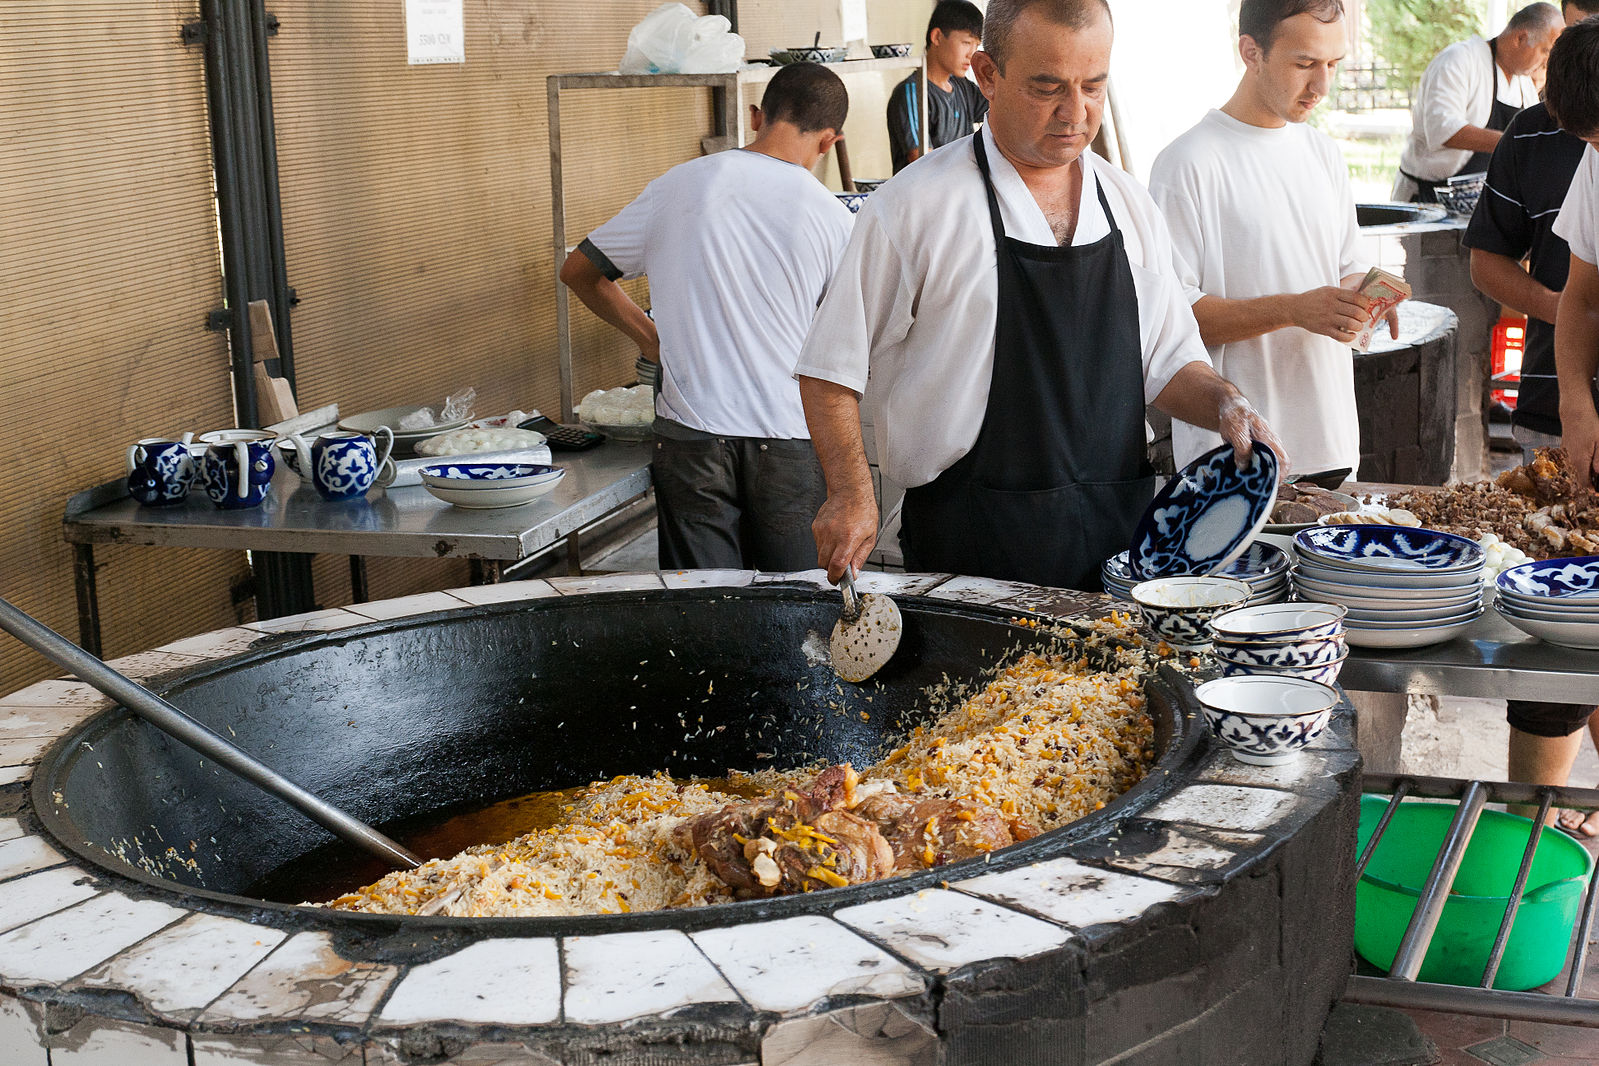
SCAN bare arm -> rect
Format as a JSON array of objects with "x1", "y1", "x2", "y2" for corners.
[
  {"x1": 1470, "y1": 248, "x2": 1561, "y2": 325},
  {"x1": 1557, "y1": 253, "x2": 1599, "y2": 491},
  {"x1": 799, "y1": 376, "x2": 878, "y2": 582},
  {"x1": 1442, "y1": 124, "x2": 1502, "y2": 154},
  {"x1": 1153, "y1": 362, "x2": 1291, "y2": 474},
  {"x1": 558, "y1": 250, "x2": 660, "y2": 361},
  {"x1": 1193, "y1": 285, "x2": 1373, "y2": 347}
]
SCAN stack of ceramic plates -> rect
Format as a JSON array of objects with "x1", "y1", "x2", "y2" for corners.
[
  {"x1": 1494, "y1": 556, "x2": 1599, "y2": 649},
  {"x1": 1103, "y1": 542, "x2": 1289, "y2": 604},
  {"x1": 1291, "y1": 525, "x2": 1484, "y2": 649},
  {"x1": 1208, "y1": 603, "x2": 1348, "y2": 685},
  {"x1": 418, "y1": 462, "x2": 565, "y2": 509}
]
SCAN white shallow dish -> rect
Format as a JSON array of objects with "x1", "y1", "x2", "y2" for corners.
[
  {"x1": 1294, "y1": 556, "x2": 1484, "y2": 590},
  {"x1": 419, "y1": 463, "x2": 566, "y2": 508},
  {"x1": 1340, "y1": 600, "x2": 1481, "y2": 624},
  {"x1": 1494, "y1": 604, "x2": 1599, "y2": 649},
  {"x1": 1209, "y1": 602, "x2": 1347, "y2": 640},
  {"x1": 1496, "y1": 596, "x2": 1599, "y2": 622},
  {"x1": 1495, "y1": 588, "x2": 1599, "y2": 614},
  {"x1": 341, "y1": 405, "x2": 469, "y2": 441},
  {"x1": 1294, "y1": 525, "x2": 1485, "y2": 574},
  {"x1": 1292, "y1": 571, "x2": 1482, "y2": 604},
  {"x1": 1342, "y1": 613, "x2": 1481, "y2": 649},
  {"x1": 1341, "y1": 604, "x2": 1481, "y2": 629}
]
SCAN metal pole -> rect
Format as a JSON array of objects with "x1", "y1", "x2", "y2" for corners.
[
  {"x1": 247, "y1": 0, "x2": 295, "y2": 384},
  {"x1": 549, "y1": 77, "x2": 575, "y2": 423},
  {"x1": 1387, "y1": 780, "x2": 1489, "y2": 982},
  {"x1": 1480, "y1": 791, "x2": 1552, "y2": 989},
  {"x1": 0, "y1": 596, "x2": 421, "y2": 871}
]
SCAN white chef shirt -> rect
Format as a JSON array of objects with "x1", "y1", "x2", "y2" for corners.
[
  {"x1": 794, "y1": 124, "x2": 1210, "y2": 489},
  {"x1": 1151, "y1": 110, "x2": 1365, "y2": 475},
  {"x1": 1554, "y1": 144, "x2": 1599, "y2": 266},
  {"x1": 1393, "y1": 36, "x2": 1538, "y2": 197},
  {"x1": 584, "y1": 149, "x2": 854, "y2": 440}
]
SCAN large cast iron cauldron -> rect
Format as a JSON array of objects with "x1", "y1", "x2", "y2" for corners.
[{"x1": 34, "y1": 585, "x2": 1203, "y2": 927}]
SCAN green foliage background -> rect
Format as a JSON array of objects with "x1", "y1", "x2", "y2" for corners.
[{"x1": 1367, "y1": 0, "x2": 1488, "y2": 89}]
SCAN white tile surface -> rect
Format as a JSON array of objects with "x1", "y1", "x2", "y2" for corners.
[
  {"x1": 546, "y1": 572, "x2": 663, "y2": 595},
  {"x1": 691, "y1": 916, "x2": 924, "y2": 1014},
  {"x1": 200, "y1": 932, "x2": 397, "y2": 1026},
  {"x1": 380, "y1": 937, "x2": 560, "y2": 1026},
  {"x1": 762, "y1": 1001, "x2": 937, "y2": 1066},
  {"x1": 852, "y1": 573, "x2": 952, "y2": 597},
  {"x1": 753, "y1": 569, "x2": 832, "y2": 589},
  {"x1": 0, "y1": 763, "x2": 30, "y2": 786},
  {"x1": 74, "y1": 912, "x2": 288, "y2": 1020},
  {"x1": 243, "y1": 608, "x2": 369, "y2": 635},
  {"x1": 923, "y1": 575, "x2": 1035, "y2": 606},
  {"x1": 1141, "y1": 784, "x2": 1299, "y2": 833},
  {"x1": 96, "y1": 650, "x2": 208, "y2": 682},
  {"x1": 344, "y1": 591, "x2": 471, "y2": 621},
  {"x1": 659, "y1": 569, "x2": 756, "y2": 589},
  {"x1": 955, "y1": 856, "x2": 1187, "y2": 929},
  {"x1": 445, "y1": 578, "x2": 560, "y2": 605},
  {"x1": 0, "y1": 679, "x2": 113, "y2": 711},
  {"x1": 562, "y1": 929, "x2": 740, "y2": 1024},
  {"x1": 0, "y1": 993, "x2": 46, "y2": 1065},
  {"x1": 0, "y1": 701, "x2": 100, "y2": 740},
  {"x1": 834, "y1": 888, "x2": 1070, "y2": 973},
  {"x1": 0, "y1": 893, "x2": 184, "y2": 984},
  {"x1": 0, "y1": 735, "x2": 54, "y2": 769},
  {"x1": 1196, "y1": 747, "x2": 1354, "y2": 789},
  {"x1": 191, "y1": 1032, "x2": 363, "y2": 1065},
  {"x1": 1103, "y1": 826, "x2": 1263, "y2": 879},
  {"x1": 0, "y1": 818, "x2": 23, "y2": 843},
  {"x1": 0, "y1": 868, "x2": 99, "y2": 935},
  {"x1": 154, "y1": 626, "x2": 264, "y2": 660},
  {"x1": 47, "y1": 1016, "x2": 187, "y2": 1066},
  {"x1": 0, "y1": 835, "x2": 67, "y2": 881}
]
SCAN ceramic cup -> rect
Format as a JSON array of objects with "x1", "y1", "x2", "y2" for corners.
[
  {"x1": 276, "y1": 428, "x2": 395, "y2": 501},
  {"x1": 125, "y1": 437, "x2": 195, "y2": 505},
  {"x1": 198, "y1": 430, "x2": 276, "y2": 509}
]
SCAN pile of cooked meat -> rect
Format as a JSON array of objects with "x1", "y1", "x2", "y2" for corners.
[{"x1": 1271, "y1": 483, "x2": 1352, "y2": 525}]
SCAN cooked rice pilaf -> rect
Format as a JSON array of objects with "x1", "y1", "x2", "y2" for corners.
[{"x1": 326, "y1": 615, "x2": 1159, "y2": 917}]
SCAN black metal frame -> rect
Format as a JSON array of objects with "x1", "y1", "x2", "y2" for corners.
[
  {"x1": 196, "y1": 0, "x2": 314, "y2": 617},
  {"x1": 1346, "y1": 772, "x2": 1599, "y2": 1028}
]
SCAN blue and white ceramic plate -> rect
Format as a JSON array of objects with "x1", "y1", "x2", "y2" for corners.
[
  {"x1": 1495, "y1": 602, "x2": 1599, "y2": 649},
  {"x1": 1294, "y1": 525, "x2": 1484, "y2": 574},
  {"x1": 1495, "y1": 556, "x2": 1599, "y2": 602},
  {"x1": 419, "y1": 463, "x2": 562, "y2": 487},
  {"x1": 1105, "y1": 541, "x2": 1287, "y2": 588},
  {"x1": 1129, "y1": 442, "x2": 1279, "y2": 580}
]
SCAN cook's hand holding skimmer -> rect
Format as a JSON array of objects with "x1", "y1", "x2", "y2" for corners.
[{"x1": 829, "y1": 567, "x2": 902, "y2": 682}]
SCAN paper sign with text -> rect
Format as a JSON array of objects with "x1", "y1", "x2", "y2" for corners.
[{"x1": 406, "y1": 0, "x2": 464, "y2": 65}]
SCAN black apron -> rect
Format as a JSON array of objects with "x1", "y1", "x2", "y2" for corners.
[
  {"x1": 900, "y1": 136, "x2": 1154, "y2": 592},
  {"x1": 1404, "y1": 38, "x2": 1521, "y2": 204}
]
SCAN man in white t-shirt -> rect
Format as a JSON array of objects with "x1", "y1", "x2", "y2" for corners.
[
  {"x1": 796, "y1": 0, "x2": 1284, "y2": 591},
  {"x1": 1393, "y1": 3, "x2": 1559, "y2": 203},
  {"x1": 1150, "y1": 0, "x2": 1396, "y2": 477},
  {"x1": 559, "y1": 64, "x2": 854, "y2": 571},
  {"x1": 1552, "y1": 15, "x2": 1599, "y2": 496}
]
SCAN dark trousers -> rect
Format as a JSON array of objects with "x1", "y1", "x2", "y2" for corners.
[{"x1": 652, "y1": 432, "x2": 826, "y2": 572}]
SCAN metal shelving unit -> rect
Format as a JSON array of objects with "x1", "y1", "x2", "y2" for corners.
[{"x1": 546, "y1": 57, "x2": 924, "y2": 420}]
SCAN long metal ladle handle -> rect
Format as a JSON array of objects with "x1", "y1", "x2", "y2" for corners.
[
  {"x1": 0, "y1": 596, "x2": 421, "y2": 871},
  {"x1": 839, "y1": 566, "x2": 862, "y2": 623}
]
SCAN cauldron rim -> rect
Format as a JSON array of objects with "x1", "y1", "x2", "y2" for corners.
[{"x1": 30, "y1": 586, "x2": 1209, "y2": 934}]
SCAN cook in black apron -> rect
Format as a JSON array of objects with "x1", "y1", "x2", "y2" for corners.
[
  {"x1": 1403, "y1": 38, "x2": 1522, "y2": 204},
  {"x1": 900, "y1": 135, "x2": 1155, "y2": 592}
]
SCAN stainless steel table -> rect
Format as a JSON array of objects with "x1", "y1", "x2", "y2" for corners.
[
  {"x1": 1340, "y1": 611, "x2": 1599, "y2": 704},
  {"x1": 62, "y1": 442, "x2": 653, "y2": 654}
]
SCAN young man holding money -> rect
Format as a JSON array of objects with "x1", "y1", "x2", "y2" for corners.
[{"x1": 1149, "y1": 0, "x2": 1401, "y2": 475}]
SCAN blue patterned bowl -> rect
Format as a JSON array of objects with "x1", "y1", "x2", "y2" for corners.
[
  {"x1": 1209, "y1": 602, "x2": 1347, "y2": 641},
  {"x1": 835, "y1": 192, "x2": 870, "y2": 214},
  {"x1": 1496, "y1": 557, "x2": 1599, "y2": 602},
  {"x1": 1213, "y1": 635, "x2": 1346, "y2": 668},
  {"x1": 1129, "y1": 442, "x2": 1279, "y2": 579},
  {"x1": 870, "y1": 42, "x2": 913, "y2": 58},
  {"x1": 1295, "y1": 525, "x2": 1484, "y2": 574},
  {"x1": 1131, "y1": 577, "x2": 1251, "y2": 650},
  {"x1": 1217, "y1": 658, "x2": 1346, "y2": 687},
  {"x1": 1106, "y1": 541, "x2": 1287, "y2": 587},
  {"x1": 419, "y1": 463, "x2": 561, "y2": 487},
  {"x1": 1195, "y1": 676, "x2": 1340, "y2": 765}
]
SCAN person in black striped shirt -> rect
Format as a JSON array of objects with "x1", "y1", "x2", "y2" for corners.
[{"x1": 886, "y1": 1, "x2": 988, "y2": 173}]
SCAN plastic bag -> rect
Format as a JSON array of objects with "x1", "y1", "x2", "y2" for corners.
[{"x1": 619, "y1": 3, "x2": 744, "y2": 75}]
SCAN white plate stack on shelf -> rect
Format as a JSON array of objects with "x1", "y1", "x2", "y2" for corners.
[
  {"x1": 1103, "y1": 542, "x2": 1289, "y2": 604},
  {"x1": 1207, "y1": 602, "x2": 1348, "y2": 685},
  {"x1": 1290, "y1": 525, "x2": 1485, "y2": 649},
  {"x1": 1494, "y1": 556, "x2": 1599, "y2": 649}
]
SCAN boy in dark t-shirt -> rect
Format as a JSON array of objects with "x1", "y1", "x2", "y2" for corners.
[{"x1": 886, "y1": 0, "x2": 987, "y2": 173}]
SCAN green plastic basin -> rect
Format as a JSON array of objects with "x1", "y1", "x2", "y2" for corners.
[{"x1": 1355, "y1": 794, "x2": 1593, "y2": 991}]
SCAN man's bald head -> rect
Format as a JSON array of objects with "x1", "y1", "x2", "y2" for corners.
[
  {"x1": 982, "y1": 0, "x2": 1112, "y2": 72},
  {"x1": 1507, "y1": 1, "x2": 1564, "y2": 33}
]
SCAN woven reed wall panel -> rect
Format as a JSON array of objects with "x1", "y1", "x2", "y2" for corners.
[
  {"x1": 269, "y1": 1, "x2": 711, "y2": 426},
  {"x1": 0, "y1": 2, "x2": 247, "y2": 693}
]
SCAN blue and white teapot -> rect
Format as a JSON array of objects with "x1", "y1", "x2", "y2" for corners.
[{"x1": 275, "y1": 428, "x2": 396, "y2": 502}]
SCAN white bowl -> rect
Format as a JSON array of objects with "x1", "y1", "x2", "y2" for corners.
[
  {"x1": 1342, "y1": 613, "x2": 1481, "y2": 649},
  {"x1": 1130, "y1": 577, "x2": 1252, "y2": 649},
  {"x1": 1194, "y1": 676, "x2": 1340, "y2": 765},
  {"x1": 419, "y1": 463, "x2": 565, "y2": 508},
  {"x1": 1209, "y1": 602, "x2": 1347, "y2": 641},
  {"x1": 1494, "y1": 603, "x2": 1599, "y2": 649}
]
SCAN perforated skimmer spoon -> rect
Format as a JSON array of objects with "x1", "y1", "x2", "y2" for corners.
[{"x1": 829, "y1": 567, "x2": 902, "y2": 683}]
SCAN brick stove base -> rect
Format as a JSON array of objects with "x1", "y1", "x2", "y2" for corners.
[{"x1": 0, "y1": 571, "x2": 1360, "y2": 1065}]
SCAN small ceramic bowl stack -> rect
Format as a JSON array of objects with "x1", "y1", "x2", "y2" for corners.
[
  {"x1": 419, "y1": 463, "x2": 565, "y2": 509},
  {"x1": 1494, "y1": 556, "x2": 1599, "y2": 649},
  {"x1": 1207, "y1": 602, "x2": 1348, "y2": 685},
  {"x1": 1194, "y1": 675, "x2": 1341, "y2": 766},
  {"x1": 1129, "y1": 577, "x2": 1252, "y2": 652},
  {"x1": 1103, "y1": 542, "x2": 1289, "y2": 605},
  {"x1": 1291, "y1": 525, "x2": 1485, "y2": 649}
]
